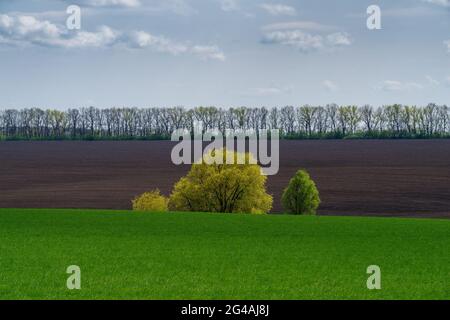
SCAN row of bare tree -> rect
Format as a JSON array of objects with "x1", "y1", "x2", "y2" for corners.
[{"x1": 0, "y1": 104, "x2": 448, "y2": 140}]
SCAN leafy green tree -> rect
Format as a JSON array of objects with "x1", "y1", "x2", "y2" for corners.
[
  {"x1": 282, "y1": 170, "x2": 320, "y2": 215},
  {"x1": 132, "y1": 189, "x2": 168, "y2": 212},
  {"x1": 169, "y1": 148, "x2": 272, "y2": 214}
]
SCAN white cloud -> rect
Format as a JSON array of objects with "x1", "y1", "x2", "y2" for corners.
[
  {"x1": 241, "y1": 85, "x2": 293, "y2": 97},
  {"x1": 0, "y1": 14, "x2": 60, "y2": 38},
  {"x1": 261, "y1": 20, "x2": 350, "y2": 53},
  {"x1": 322, "y1": 80, "x2": 339, "y2": 92},
  {"x1": 128, "y1": 31, "x2": 188, "y2": 54},
  {"x1": 262, "y1": 29, "x2": 352, "y2": 53},
  {"x1": 262, "y1": 21, "x2": 334, "y2": 32},
  {"x1": 383, "y1": 7, "x2": 442, "y2": 17},
  {"x1": 0, "y1": 14, "x2": 225, "y2": 61},
  {"x1": 444, "y1": 40, "x2": 450, "y2": 52},
  {"x1": 262, "y1": 30, "x2": 322, "y2": 52},
  {"x1": 378, "y1": 76, "x2": 443, "y2": 91},
  {"x1": 425, "y1": 75, "x2": 440, "y2": 86},
  {"x1": 445, "y1": 76, "x2": 450, "y2": 86},
  {"x1": 61, "y1": 26, "x2": 119, "y2": 48},
  {"x1": 129, "y1": 32, "x2": 225, "y2": 60},
  {"x1": 348, "y1": 5, "x2": 445, "y2": 19},
  {"x1": 378, "y1": 80, "x2": 424, "y2": 92},
  {"x1": 191, "y1": 45, "x2": 226, "y2": 61},
  {"x1": 64, "y1": 0, "x2": 141, "y2": 7},
  {"x1": 219, "y1": 0, "x2": 239, "y2": 12},
  {"x1": 422, "y1": 0, "x2": 450, "y2": 7},
  {"x1": 326, "y1": 32, "x2": 352, "y2": 46},
  {"x1": 0, "y1": 14, "x2": 120, "y2": 48},
  {"x1": 148, "y1": 0, "x2": 197, "y2": 16},
  {"x1": 260, "y1": 4, "x2": 297, "y2": 16},
  {"x1": 60, "y1": 0, "x2": 197, "y2": 15}
]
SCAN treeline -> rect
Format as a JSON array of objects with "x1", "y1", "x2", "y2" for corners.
[{"x1": 0, "y1": 104, "x2": 449, "y2": 140}]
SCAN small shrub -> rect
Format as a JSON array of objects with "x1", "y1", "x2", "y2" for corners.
[
  {"x1": 282, "y1": 169, "x2": 320, "y2": 215},
  {"x1": 132, "y1": 189, "x2": 168, "y2": 212}
]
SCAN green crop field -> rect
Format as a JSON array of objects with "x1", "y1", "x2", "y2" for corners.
[{"x1": 0, "y1": 208, "x2": 448, "y2": 300}]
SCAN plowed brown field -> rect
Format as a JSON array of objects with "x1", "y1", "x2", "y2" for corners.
[{"x1": 1, "y1": 140, "x2": 449, "y2": 218}]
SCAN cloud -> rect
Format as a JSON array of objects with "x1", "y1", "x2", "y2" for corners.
[
  {"x1": 378, "y1": 80, "x2": 424, "y2": 92},
  {"x1": 128, "y1": 30, "x2": 188, "y2": 54},
  {"x1": 444, "y1": 40, "x2": 450, "y2": 52},
  {"x1": 348, "y1": 5, "x2": 446, "y2": 19},
  {"x1": 261, "y1": 20, "x2": 349, "y2": 53},
  {"x1": 445, "y1": 76, "x2": 450, "y2": 86},
  {"x1": 241, "y1": 85, "x2": 293, "y2": 97},
  {"x1": 262, "y1": 30, "x2": 322, "y2": 52},
  {"x1": 326, "y1": 32, "x2": 352, "y2": 46},
  {"x1": 378, "y1": 76, "x2": 443, "y2": 91},
  {"x1": 422, "y1": 0, "x2": 450, "y2": 7},
  {"x1": 260, "y1": 4, "x2": 297, "y2": 16},
  {"x1": 262, "y1": 29, "x2": 352, "y2": 53},
  {"x1": 0, "y1": 14, "x2": 120, "y2": 48},
  {"x1": 219, "y1": 0, "x2": 239, "y2": 12},
  {"x1": 262, "y1": 21, "x2": 335, "y2": 32},
  {"x1": 144, "y1": 0, "x2": 197, "y2": 15},
  {"x1": 322, "y1": 80, "x2": 339, "y2": 92},
  {"x1": 425, "y1": 75, "x2": 440, "y2": 86},
  {"x1": 383, "y1": 7, "x2": 443, "y2": 17},
  {"x1": 0, "y1": 14, "x2": 225, "y2": 60},
  {"x1": 64, "y1": 0, "x2": 141, "y2": 7},
  {"x1": 61, "y1": 26, "x2": 119, "y2": 48},
  {"x1": 129, "y1": 32, "x2": 225, "y2": 60},
  {"x1": 60, "y1": 0, "x2": 197, "y2": 15},
  {"x1": 191, "y1": 45, "x2": 226, "y2": 61}
]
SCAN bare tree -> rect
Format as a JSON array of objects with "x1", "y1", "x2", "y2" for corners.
[{"x1": 0, "y1": 104, "x2": 449, "y2": 140}]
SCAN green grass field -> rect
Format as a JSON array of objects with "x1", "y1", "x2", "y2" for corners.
[{"x1": 0, "y1": 208, "x2": 448, "y2": 300}]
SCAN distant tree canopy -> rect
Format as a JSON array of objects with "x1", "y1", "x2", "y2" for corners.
[
  {"x1": 168, "y1": 149, "x2": 273, "y2": 214},
  {"x1": 0, "y1": 104, "x2": 449, "y2": 140}
]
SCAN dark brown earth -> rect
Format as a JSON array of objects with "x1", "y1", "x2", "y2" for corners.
[{"x1": 0, "y1": 140, "x2": 449, "y2": 218}]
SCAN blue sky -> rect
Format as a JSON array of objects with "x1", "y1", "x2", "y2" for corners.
[{"x1": 0, "y1": 0, "x2": 449, "y2": 109}]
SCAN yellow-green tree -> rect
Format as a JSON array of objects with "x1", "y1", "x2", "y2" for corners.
[
  {"x1": 169, "y1": 149, "x2": 272, "y2": 214},
  {"x1": 132, "y1": 189, "x2": 168, "y2": 212}
]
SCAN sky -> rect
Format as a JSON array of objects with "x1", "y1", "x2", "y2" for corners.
[{"x1": 0, "y1": 0, "x2": 449, "y2": 109}]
